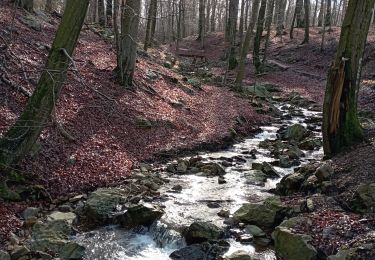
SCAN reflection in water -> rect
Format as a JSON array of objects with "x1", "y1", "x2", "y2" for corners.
[{"x1": 75, "y1": 106, "x2": 323, "y2": 260}]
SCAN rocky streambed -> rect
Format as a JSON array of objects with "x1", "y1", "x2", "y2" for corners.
[{"x1": 3, "y1": 98, "x2": 339, "y2": 260}]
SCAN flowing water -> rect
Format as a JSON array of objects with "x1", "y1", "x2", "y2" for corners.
[{"x1": 75, "y1": 105, "x2": 323, "y2": 260}]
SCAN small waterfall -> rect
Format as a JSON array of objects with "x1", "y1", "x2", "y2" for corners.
[{"x1": 149, "y1": 221, "x2": 185, "y2": 249}]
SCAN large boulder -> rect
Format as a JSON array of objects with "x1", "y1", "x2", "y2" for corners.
[
  {"x1": 233, "y1": 196, "x2": 287, "y2": 228},
  {"x1": 272, "y1": 217, "x2": 317, "y2": 260},
  {"x1": 284, "y1": 124, "x2": 309, "y2": 142},
  {"x1": 199, "y1": 162, "x2": 226, "y2": 176},
  {"x1": 351, "y1": 183, "x2": 375, "y2": 213},
  {"x1": 170, "y1": 240, "x2": 230, "y2": 260},
  {"x1": 276, "y1": 173, "x2": 306, "y2": 195},
  {"x1": 314, "y1": 163, "x2": 334, "y2": 182},
  {"x1": 31, "y1": 218, "x2": 84, "y2": 260},
  {"x1": 184, "y1": 222, "x2": 224, "y2": 245},
  {"x1": 84, "y1": 188, "x2": 128, "y2": 224},
  {"x1": 117, "y1": 203, "x2": 164, "y2": 228},
  {"x1": 225, "y1": 250, "x2": 252, "y2": 260}
]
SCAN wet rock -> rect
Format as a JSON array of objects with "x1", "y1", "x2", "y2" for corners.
[
  {"x1": 167, "y1": 164, "x2": 177, "y2": 173},
  {"x1": 314, "y1": 163, "x2": 334, "y2": 182},
  {"x1": 284, "y1": 124, "x2": 309, "y2": 142},
  {"x1": 69, "y1": 194, "x2": 86, "y2": 203},
  {"x1": 207, "y1": 202, "x2": 221, "y2": 208},
  {"x1": 200, "y1": 162, "x2": 226, "y2": 176},
  {"x1": 172, "y1": 185, "x2": 183, "y2": 192},
  {"x1": 184, "y1": 222, "x2": 224, "y2": 245},
  {"x1": 233, "y1": 196, "x2": 288, "y2": 228},
  {"x1": 217, "y1": 209, "x2": 230, "y2": 218},
  {"x1": 10, "y1": 246, "x2": 29, "y2": 259},
  {"x1": 298, "y1": 138, "x2": 322, "y2": 150},
  {"x1": 351, "y1": 183, "x2": 375, "y2": 213},
  {"x1": 306, "y1": 198, "x2": 314, "y2": 212},
  {"x1": 59, "y1": 242, "x2": 85, "y2": 260},
  {"x1": 276, "y1": 172, "x2": 305, "y2": 195},
  {"x1": 84, "y1": 188, "x2": 127, "y2": 224},
  {"x1": 47, "y1": 211, "x2": 77, "y2": 225},
  {"x1": 245, "y1": 225, "x2": 265, "y2": 237},
  {"x1": 170, "y1": 240, "x2": 230, "y2": 260},
  {"x1": 58, "y1": 204, "x2": 73, "y2": 213},
  {"x1": 302, "y1": 175, "x2": 320, "y2": 192},
  {"x1": 287, "y1": 146, "x2": 304, "y2": 160},
  {"x1": 177, "y1": 160, "x2": 189, "y2": 174},
  {"x1": 272, "y1": 217, "x2": 317, "y2": 260},
  {"x1": 21, "y1": 207, "x2": 39, "y2": 220},
  {"x1": 0, "y1": 250, "x2": 10, "y2": 260},
  {"x1": 218, "y1": 176, "x2": 227, "y2": 184},
  {"x1": 34, "y1": 251, "x2": 53, "y2": 260},
  {"x1": 261, "y1": 162, "x2": 280, "y2": 178},
  {"x1": 254, "y1": 237, "x2": 271, "y2": 246},
  {"x1": 239, "y1": 234, "x2": 253, "y2": 243},
  {"x1": 118, "y1": 203, "x2": 164, "y2": 228},
  {"x1": 225, "y1": 250, "x2": 252, "y2": 260},
  {"x1": 327, "y1": 248, "x2": 358, "y2": 260}
]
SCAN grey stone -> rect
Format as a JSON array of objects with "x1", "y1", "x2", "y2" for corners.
[
  {"x1": 184, "y1": 222, "x2": 224, "y2": 245},
  {"x1": 225, "y1": 250, "x2": 252, "y2": 260},
  {"x1": 117, "y1": 203, "x2": 164, "y2": 228}
]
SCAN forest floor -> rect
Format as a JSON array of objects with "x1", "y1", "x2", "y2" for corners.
[{"x1": 1, "y1": 2, "x2": 375, "y2": 255}]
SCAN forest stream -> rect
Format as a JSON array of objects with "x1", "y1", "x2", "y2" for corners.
[{"x1": 73, "y1": 104, "x2": 323, "y2": 260}]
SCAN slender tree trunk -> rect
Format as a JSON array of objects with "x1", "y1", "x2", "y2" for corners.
[
  {"x1": 296, "y1": 0, "x2": 304, "y2": 27},
  {"x1": 244, "y1": 0, "x2": 250, "y2": 31},
  {"x1": 235, "y1": 0, "x2": 261, "y2": 86},
  {"x1": 144, "y1": 0, "x2": 157, "y2": 51},
  {"x1": 302, "y1": 0, "x2": 310, "y2": 43},
  {"x1": 210, "y1": 0, "x2": 217, "y2": 32},
  {"x1": 0, "y1": 0, "x2": 90, "y2": 172},
  {"x1": 198, "y1": 0, "x2": 205, "y2": 48},
  {"x1": 206, "y1": 0, "x2": 211, "y2": 32},
  {"x1": 290, "y1": 4, "x2": 297, "y2": 39},
  {"x1": 312, "y1": 0, "x2": 318, "y2": 26},
  {"x1": 321, "y1": 0, "x2": 326, "y2": 50},
  {"x1": 239, "y1": 0, "x2": 245, "y2": 45},
  {"x1": 253, "y1": 0, "x2": 267, "y2": 73},
  {"x1": 98, "y1": 0, "x2": 106, "y2": 26},
  {"x1": 263, "y1": 0, "x2": 275, "y2": 62},
  {"x1": 325, "y1": 0, "x2": 332, "y2": 26},
  {"x1": 118, "y1": 0, "x2": 140, "y2": 88},
  {"x1": 106, "y1": 0, "x2": 113, "y2": 27},
  {"x1": 276, "y1": 0, "x2": 287, "y2": 36},
  {"x1": 323, "y1": 0, "x2": 375, "y2": 157},
  {"x1": 318, "y1": 0, "x2": 324, "y2": 26},
  {"x1": 227, "y1": 0, "x2": 239, "y2": 69}
]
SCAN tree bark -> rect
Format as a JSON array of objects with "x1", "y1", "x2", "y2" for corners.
[
  {"x1": 263, "y1": 0, "x2": 275, "y2": 62},
  {"x1": 118, "y1": 0, "x2": 141, "y2": 87},
  {"x1": 198, "y1": 0, "x2": 205, "y2": 48},
  {"x1": 0, "y1": 0, "x2": 90, "y2": 171},
  {"x1": 302, "y1": 0, "x2": 310, "y2": 44},
  {"x1": 322, "y1": 0, "x2": 375, "y2": 157},
  {"x1": 325, "y1": 0, "x2": 332, "y2": 26},
  {"x1": 238, "y1": 0, "x2": 246, "y2": 45},
  {"x1": 312, "y1": 0, "x2": 318, "y2": 26},
  {"x1": 227, "y1": 0, "x2": 239, "y2": 69},
  {"x1": 235, "y1": 0, "x2": 261, "y2": 86},
  {"x1": 98, "y1": 0, "x2": 106, "y2": 26},
  {"x1": 275, "y1": 0, "x2": 287, "y2": 36},
  {"x1": 144, "y1": 0, "x2": 157, "y2": 51},
  {"x1": 106, "y1": 0, "x2": 113, "y2": 27},
  {"x1": 210, "y1": 0, "x2": 217, "y2": 32},
  {"x1": 318, "y1": 0, "x2": 324, "y2": 26},
  {"x1": 296, "y1": 0, "x2": 304, "y2": 27},
  {"x1": 253, "y1": 0, "x2": 267, "y2": 73}
]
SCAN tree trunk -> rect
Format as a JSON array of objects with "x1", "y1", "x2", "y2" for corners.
[
  {"x1": 106, "y1": 0, "x2": 113, "y2": 27},
  {"x1": 302, "y1": 0, "x2": 310, "y2": 44},
  {"x1": 322, "y1": 0, "x2": 375, "y2": 157},
  {"x1": 198, "y1": 0, "x2": 205, "y2": 48},
  {"x1": 263, "y1": 0, "x2": 274, "y2": 62},
  {"x1": 312, "y1": 0, "x2": 318, "y2": 26},
  {"x1": 98, "y1": 0, "x2": 106, "y2": 26},
  {"x1": 0, "y1": 0, "x2": 90, "y2": 172},
  {"x1": 296, "y1": 0, "x2": 304, "y2": 27},
  {"x1": 325, "y1": 0, "x2": 331, "y2": 26},
  {"x1": 235, "y1": 0, "x2": 261, "y2": 86},
  {"x1": 210, "y1": 0, "x2": 217, "y2": 32},
  {"x1": 275, "y1": 0, "x2": 287, "y2": 36},
  {"x1": 227, "y1": 0, "x2": 239, "y2": 69},
  {"x1": 253, "y1": 0, "x2": 267, "y2": 73},
  {"x1": 206, "y1": 0, "x2": 211, "y2": 32},
  {"x1": 238, "y1": 0, "x2": 246, "y2": 45},
  {"x1": 144, "y1": 0, "x2": 157, "y2": 51},
  {"x1": 118, "y1": 0, "x2": 140, "y2": 88},
  {"x1": 290, "y1": 3, "x2": 297, "y2": 39},
  {"x1": 318, "y1": 0, "x2": 324, "y2": 26}
]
